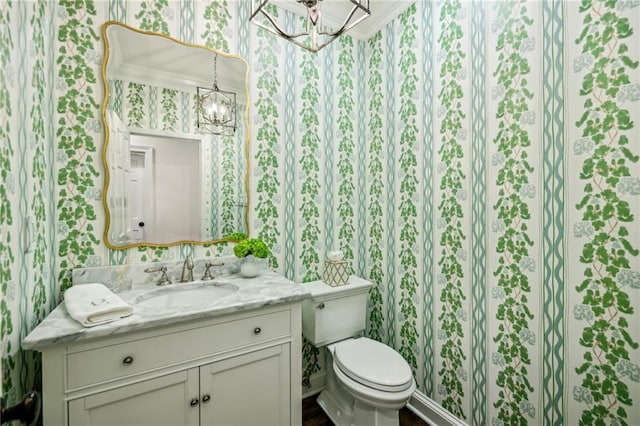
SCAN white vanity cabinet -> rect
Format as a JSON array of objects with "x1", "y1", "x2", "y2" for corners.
[
  {"x1": 68, "y1": 369, "x2": 199, "y2": 425},
  {"x1": 40, "y1": 303, "x2": 302, "y2": 426}
]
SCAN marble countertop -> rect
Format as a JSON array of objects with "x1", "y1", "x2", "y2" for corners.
[{"x1": 23, "y1": 270, "x2": 310, "y2": 350}]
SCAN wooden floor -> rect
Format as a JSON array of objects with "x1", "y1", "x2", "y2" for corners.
[{"x1": 302, "y1": 395, "x2": 429, "y2": 426}]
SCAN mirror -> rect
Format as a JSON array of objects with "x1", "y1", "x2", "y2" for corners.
[{"x1": 101, "y1": 21, "x2": 250, "y2": 249}]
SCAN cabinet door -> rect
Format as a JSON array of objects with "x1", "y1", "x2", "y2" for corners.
[
  {"x1": 199, "y1": 344, "x2": 290, "y2": 426},
  {"x1": 68, "y1": 369, "x2": 199, "y2": 426}
]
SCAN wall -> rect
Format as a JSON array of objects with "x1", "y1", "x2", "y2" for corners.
[
  {"x1": 1, "y1": 1, "x2": 638, "y2": 425},
  {"x1": 1, "y1": 0, "x2": 57, "y2": 405},
  {"x1": 366, "y1": 2, "x2": 639, "y2": 425}
]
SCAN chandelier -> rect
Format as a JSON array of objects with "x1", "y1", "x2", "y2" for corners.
[
  {"x1": 250, "y1": 0, "x2": 370, "y2": 52},
  {"x1": 196, "y1": 54, "x2": 236, "y2": 135}
]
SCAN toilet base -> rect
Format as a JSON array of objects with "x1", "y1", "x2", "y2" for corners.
[
  {"x1": 317, "y1": 389, "x2": 400, "y2": 426},
  {"x1": 317, "y1": 387, "x2": 353, "y2": 426},
  {"x1": 317, "y1": 362, "x2": 401, "y2": 426}
]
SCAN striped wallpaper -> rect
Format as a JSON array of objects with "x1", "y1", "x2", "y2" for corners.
[{"x1": 2, "y1": 1, "x2": 638, "y2": 424}]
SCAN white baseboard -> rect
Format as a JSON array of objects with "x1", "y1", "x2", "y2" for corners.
[
  {"x1": 302, "y1": 371, "x2": 326, "y2": 399},
  {"x1": 406, "y1": 390, "x2": 469, "y2": 426}
]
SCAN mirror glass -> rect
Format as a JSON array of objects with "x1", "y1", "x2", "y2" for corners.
[{"x1": 101, "y1": 22, "x2": 249, "y2": 249}]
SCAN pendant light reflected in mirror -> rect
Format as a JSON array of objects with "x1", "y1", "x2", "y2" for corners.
[{"x1": 197, "y1": 54, "x2": 237, "y2": 135}]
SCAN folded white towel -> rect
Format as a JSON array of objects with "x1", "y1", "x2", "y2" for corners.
[{"x1": 64, "y1": 283, "x2": 133, "y2": 327}]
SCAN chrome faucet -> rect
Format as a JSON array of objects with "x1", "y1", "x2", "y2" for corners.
[
  {"x1": 144, "y1": 265, "x2": 171, "y2": 286},
  {"x1": 180, "y1": 255, "x2": 194, "y2": 282}
]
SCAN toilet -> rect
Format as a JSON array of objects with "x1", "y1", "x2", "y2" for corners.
[{"x1": 302, "y1": 276, "x2": 416, "y2": 426}]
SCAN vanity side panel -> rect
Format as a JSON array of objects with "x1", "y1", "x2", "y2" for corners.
[
  {"x1": 42, "y1": 346, "x2": 67, "y2": 426},
  {"x1": 290, "y1": 302, "x2": 302, "y2": 426}
]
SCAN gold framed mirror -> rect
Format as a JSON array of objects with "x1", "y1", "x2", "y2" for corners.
[{"x1": 101, "y1": 21, "x2": 250, "y2": 250}]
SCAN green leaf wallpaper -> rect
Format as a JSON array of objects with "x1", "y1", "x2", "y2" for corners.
[
  {"x1": 488, "y1": 1, "x2": 539, "y2": 424},
  {"x1": 336, "y1": 35, "x2": 356, "y2": 272},
  {"x1": 397, "y1": 4, "x2": 420, "y2": 379},
  {"x1": 569, "y1": 1, "x2": 640, "y2": 425},
  {"x1": 366, "y1": 30, "x2": 386, "y2": 344},
  {"x1": 253, "y1": 5, "x2": 281, "y2": 272},
  {"x1": 1, "y1": 0, "x2": 16, "y2": 402},
  {"x1": 2, "y1": 0, "x2": 57, "y2": 405},
  {"x1": 56, "y1": 0, "x2": 101, "y2": 295},
  {"x1": 434, "y1": 0, "x2": 470, "y2": 418},
  {"x1": 2, "y1": 2, "x2": 638, "y2": 425},
  {"x1": 298, "y1": 25, "x2": 322, "y2": 283}
]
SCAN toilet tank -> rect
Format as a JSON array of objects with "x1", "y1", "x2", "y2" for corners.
[{"x1": 301, "y1": 276, "x2": 373, "y2": 347}]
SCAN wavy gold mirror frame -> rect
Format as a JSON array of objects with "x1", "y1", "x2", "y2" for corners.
[{"x1": 101, "y1": 21, "x2": 250, "y2": 250}]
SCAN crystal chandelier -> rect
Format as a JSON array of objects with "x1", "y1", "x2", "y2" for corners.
[
  {"x1": 197, "y1": 54, "x2": 236, "y2": 135},
  {"x1": 250, "y1": 0, "x2": 370, "y2": 52}
]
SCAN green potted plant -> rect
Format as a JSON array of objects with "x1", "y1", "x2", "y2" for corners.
[{"x1": 233, "y1": 238, "x2": 270, "y2": 277}]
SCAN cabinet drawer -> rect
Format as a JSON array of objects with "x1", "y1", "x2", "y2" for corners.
[{"x1": 67, "y1": 309, "x2": 290, "y2": 390}]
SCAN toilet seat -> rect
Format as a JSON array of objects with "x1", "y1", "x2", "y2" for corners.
[{"x1": 333, "y1": 338, "x2": 414, "y2": 392}]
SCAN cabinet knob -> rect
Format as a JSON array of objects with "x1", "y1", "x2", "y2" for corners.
[
  {"x1": 122, "y1": 356, "x2": 134, "y2": 365},
  {"x1": 317, "y1": 302, "x2": 325, "y2": 309},
  {"x1": 190, "y1": 398, "x2": 199, "y2": 407},
  {"x1": 254, "y1": 327, "x2": 261, "y2": 334},
  {"x1": 202, "y1": 394, "x2": 211, "y2": 403}
]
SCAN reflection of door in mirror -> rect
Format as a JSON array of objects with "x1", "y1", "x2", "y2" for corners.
[
  {"x1": 130, "y1": 134, "x2": 201, "y2": 244},
  {"x1": 129, "y1": 147, "x2": 154, "y2": 242}
]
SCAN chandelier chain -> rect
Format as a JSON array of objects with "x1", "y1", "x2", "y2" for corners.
[{"x1": 213, "y1": 54, "x2": 219, "y2": 90}]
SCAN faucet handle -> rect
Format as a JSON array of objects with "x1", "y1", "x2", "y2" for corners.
[
  {"x1": 144, "y1": 266, "x2": 171, "y2": 286},
  {"x1": 201, "y1": 261, "x2": 225, "y2": 280}
]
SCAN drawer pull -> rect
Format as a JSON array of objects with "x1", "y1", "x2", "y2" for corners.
[
  {"x1": 190, "y1": 398, "x2": 199, "y2": 407},
  {"x1": 122, "y1": 356, "x2": 134, "y2": 365},
  {"x1": 202, "y1": 394, "x2": 211, "y2": 403},
  {"x1": 254, "y1": 327, "x2": 262, "y2": 334},
  {"x1": 317, "y1": 302, "x2": 325, "y2": 309}
]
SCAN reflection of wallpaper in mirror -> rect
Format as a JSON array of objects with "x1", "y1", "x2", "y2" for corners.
[{"x1": 107, "y1": 78, "x2": 247, "y2": 241}]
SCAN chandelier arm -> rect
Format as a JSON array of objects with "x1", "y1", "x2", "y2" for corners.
[
  {"x1": 257, "y1": 10, "x2": 362, "y2": 41},
  {"x1": 250, "y1": 0, "x2": 370, "y2": 52},
  {"x1": 257, "y1": 10, "x2": 302, "y2": 39}
]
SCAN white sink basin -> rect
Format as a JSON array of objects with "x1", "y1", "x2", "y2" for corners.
[{"x1": 135, "y1": 282, "x2": 238, "y2": 308}]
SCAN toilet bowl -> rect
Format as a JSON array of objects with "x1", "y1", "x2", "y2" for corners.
[
  {"x1": 301, "y1": 277, "x2": 416, "y2": 426},
  {"x1": 332, "y1": 337, "x2": 416, "y2": 406}
]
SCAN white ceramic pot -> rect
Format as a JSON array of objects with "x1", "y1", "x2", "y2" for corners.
[{"x1": 239, "y1": 255, "x2": 263, "y2": 278}]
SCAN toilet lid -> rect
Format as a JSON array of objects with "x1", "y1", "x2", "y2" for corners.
[{"x1": 333, "y1": 338, "x2": 414, "y2": 392}]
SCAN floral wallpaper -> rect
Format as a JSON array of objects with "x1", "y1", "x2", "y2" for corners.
[
  {"x1": 434, "y1": 0, "x2": 469, "y2": 418},
  {"x1": 569, "y1": 1, "x2": 640, "y2": 424},
  {"x1": 2, "y1": 0, "x2": 57, "y2": 406},
  {"x1": 488, "y1": 1, "x2": 539, "y2": 423},
  {"x1": 2, "y1": 2, "x2": 639, "y2": 426}
]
